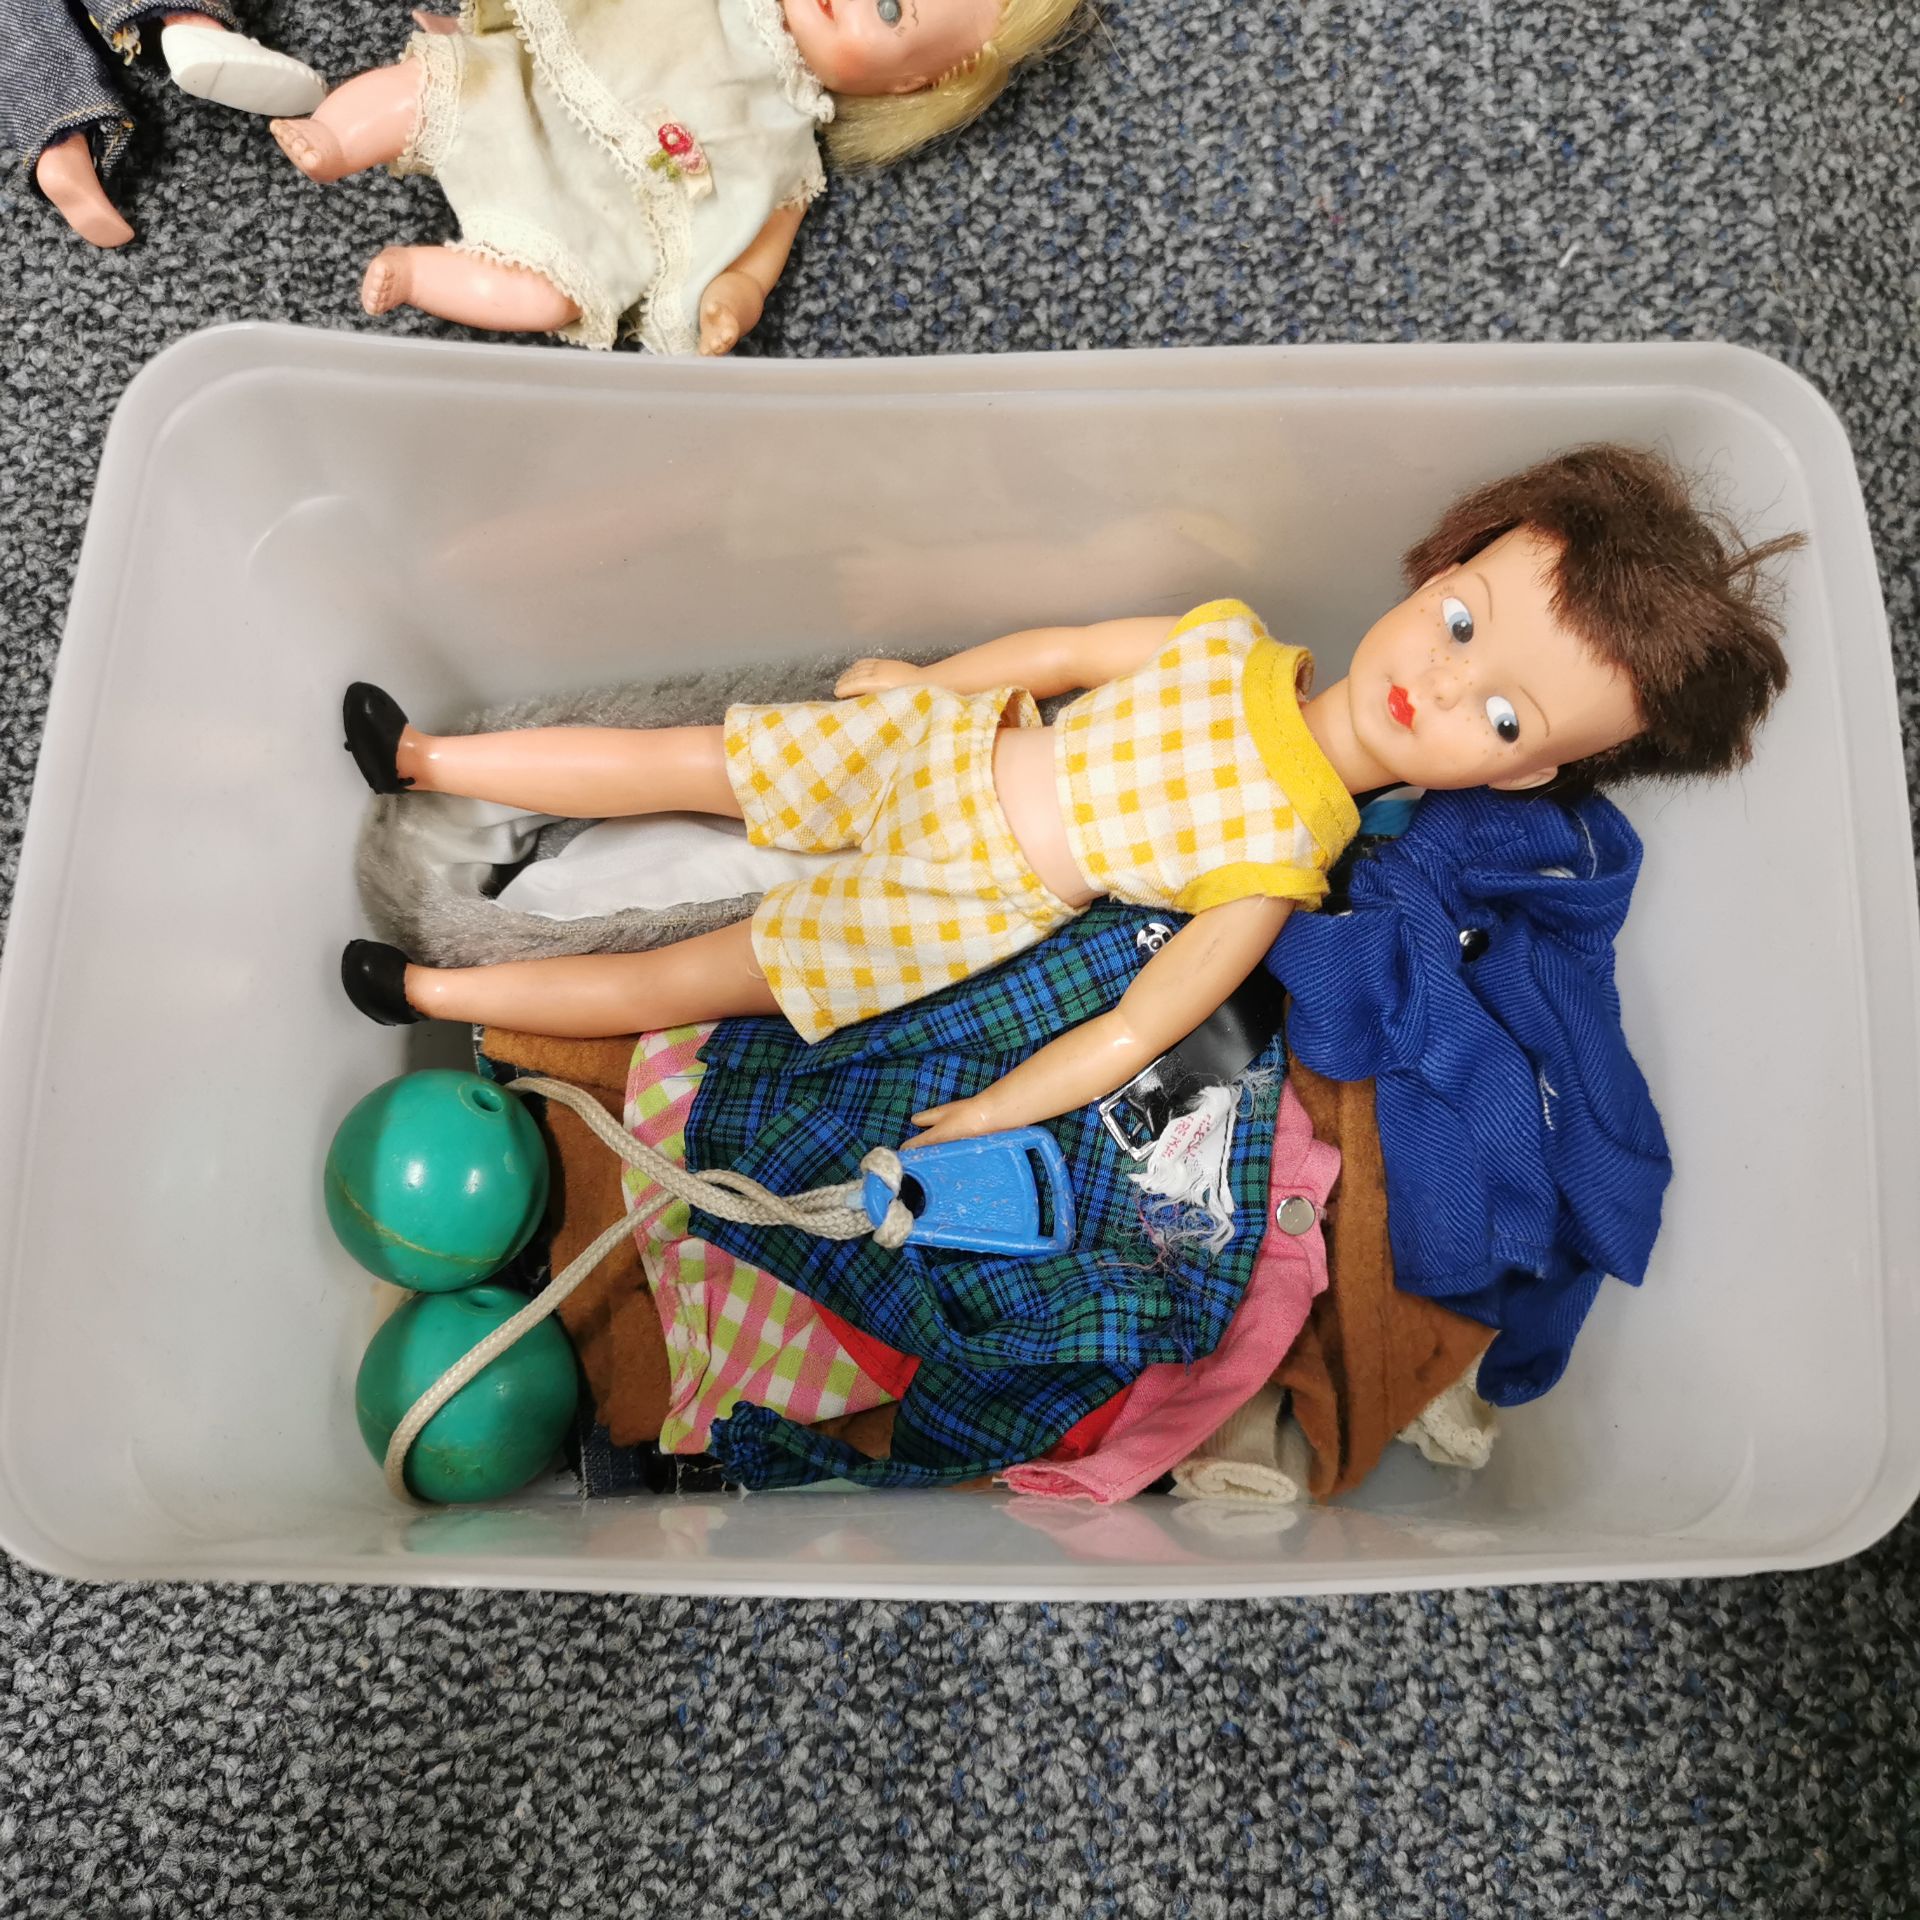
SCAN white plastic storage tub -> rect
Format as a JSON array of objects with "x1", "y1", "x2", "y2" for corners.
[{"x1": 2, "y1": 323, "x2": 1915, "y2": 1599}]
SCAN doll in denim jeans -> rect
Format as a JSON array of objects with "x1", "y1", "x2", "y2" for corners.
[{"x1": 2, "y1": 0, "x2": 323, "y2": 245}]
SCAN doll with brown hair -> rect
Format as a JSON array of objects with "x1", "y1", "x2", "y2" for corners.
[
  {"x1": 339, "y1": 445, "x2": 1799, "y2": 1144},
  {"x1": 266, "y1": 0, "x2": 1082, "y2": 352}
]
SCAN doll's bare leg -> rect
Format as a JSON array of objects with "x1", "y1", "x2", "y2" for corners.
[
  {"x1": 407, "y1": 919, "x2": 778, "y2": 1035},
  {"x1": 34, "y1": 135, "x2": 135, "y2": 249},
  {"x1": 271, "y1": 61, "x2": 422, "y2": 183},
  {"x1": 399, "y1": 722, "x2": 739, "y2": 817},
  {"x1": 360, "y1": 247, "x2": 582, "y2": 333}
]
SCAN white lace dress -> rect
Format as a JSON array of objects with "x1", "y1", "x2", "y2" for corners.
[{"x1": 399, "y1": 0, "x2": 833, "y2": 351}]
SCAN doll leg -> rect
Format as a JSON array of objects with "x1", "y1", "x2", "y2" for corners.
[
  {"x1": 400, "y1": 723, "x2": 739, "y2": 818},
  {"x1": 360, "y1": 247, "x2": 582, "y2": 333},
  {"x1": 352, "y1": 920, "x2": 780, "y2": 1035},
  {"x1": 34, "y1": 134, "x2": 135, "y2": 249},
  {"x1": 270, "y1": 61, "x2": 422, "y2": 182}
]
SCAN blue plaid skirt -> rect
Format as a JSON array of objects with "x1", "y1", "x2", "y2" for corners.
[{"x1": 687, "y1": 903, "x2": 1283, "y2": 1490}]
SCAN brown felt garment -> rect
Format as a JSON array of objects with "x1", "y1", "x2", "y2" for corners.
[
  {"x1": 482, "y1": 1027, "x2": 672, "y2": 1446},
  {"x1": 1278, "y1": 1057, "x2": 1493, "y2": 1497}
]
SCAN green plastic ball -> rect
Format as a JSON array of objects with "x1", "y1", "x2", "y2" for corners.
[
  {"x1": 356, "y1": 1286, "x2": 579, "y2": 1503},
  {"x1": 325, "y1": 1071, "x2": 549, "y2": 1290}
]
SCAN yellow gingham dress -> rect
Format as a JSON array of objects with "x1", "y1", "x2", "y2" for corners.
[
  {"x1": 724, "y1": 599, "x2": 1358, "y2": 1042},
  {"x1": 724, "y1": 684, "x2": 1076, "y2": 1041},
  {"x1": 1055, "y1": 598, "x2": 1359, "y2": 915}
]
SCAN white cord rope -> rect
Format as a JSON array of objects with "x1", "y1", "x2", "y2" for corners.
[{"x1": 384, "y1": 1074, "x2": 913, "y2": 1503}]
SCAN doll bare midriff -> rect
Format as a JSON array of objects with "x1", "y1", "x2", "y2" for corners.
[{"x1": 990, "y1": 724, "x2": 1097, "y2": 909}]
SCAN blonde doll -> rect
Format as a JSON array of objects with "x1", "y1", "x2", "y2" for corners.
[
  {"x1": 269, "y1": 0, "x2": 1081, "y2": 352},
  {"x1": 339, "y1": 448, "x2": 1795, "y2": 1145}
]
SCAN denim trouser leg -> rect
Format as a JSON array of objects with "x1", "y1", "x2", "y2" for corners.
[
  {"x1": 92, "y1": 0, "x2": 244, "y2": 38},
  {"x1": 1, "y1": 0, "x2": 132, "y2": 180},
  {"x1": 1, "y1": 0, "x2": 247, "y2": 186}
]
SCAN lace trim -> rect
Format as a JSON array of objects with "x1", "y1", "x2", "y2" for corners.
[
  {"x1": 737, "y1": 0, "x2": 834, "y2": 124},
  {"x1": 779, "y1": 146, "x2": 828, "y2": 210},
  {"x1": 499, "y1": 0, "x2": 690, "y2": 354},
  {"x1": 635, "y1": 269, "x2": 702, "y2": 357},
  {"x1": 393, "y1": 30, "x2": 463, "y2": 177},
  {"x1": 449, "y1": 218, "x2": 622, "y2": 350}
]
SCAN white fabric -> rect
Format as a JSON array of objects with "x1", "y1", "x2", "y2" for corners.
[
  {"x1": 161, "y1": 25, "x2": 325, "y2": 115},
  {"x1": 397, "y1": 794, "x2": 552, "y2": 892},
  {"x1": 1170, "y1": 1384, "x2": 1310, "y2": 1507},
  {"x1": 1127, "y1": 1082, "x2": 1240, "y2": 1253},
  {"x1": 496, "y1": 812, "x2": 832, "y2": 921},
  {"x1": 1397, "y1": 1362, "x2": 1501, "y2": 1470}
]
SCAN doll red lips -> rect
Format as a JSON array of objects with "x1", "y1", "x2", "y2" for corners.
[{"x1": 1388, "y1": 684, "x2": 1416, "y2": 729}]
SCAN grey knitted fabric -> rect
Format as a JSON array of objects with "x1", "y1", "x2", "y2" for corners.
[{"x1": 2, "y1": 2, "x2": 1918, "y2": 1915}]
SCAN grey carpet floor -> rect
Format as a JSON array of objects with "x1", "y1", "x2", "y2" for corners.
[{"x1": 3, "y1": 2, "x2": 1918, "y2": 1914}]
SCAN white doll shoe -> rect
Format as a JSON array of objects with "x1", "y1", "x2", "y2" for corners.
[{"x1": 161, "y1": 24, "x2": 326, "y2": 117}]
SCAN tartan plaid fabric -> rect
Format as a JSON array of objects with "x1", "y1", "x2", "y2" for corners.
[{"x1": 687, "y1": 903, "x2": 1283, "y2": 1488}]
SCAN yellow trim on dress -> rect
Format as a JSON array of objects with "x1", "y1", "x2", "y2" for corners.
[
  {"x1": 1240, "y1": 632, "x2": 1360, "y2": 864},
  {"x1": 1176, "y1": 862, "x2": 1331, "y2": 915}
]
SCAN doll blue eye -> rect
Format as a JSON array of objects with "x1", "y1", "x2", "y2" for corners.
[
  {"x1": 877, "y1": 0, "x2": 901, "y2": 19},
  {"x1": 1442, "y1": 594, "x2": 1474, "y2": 644},
  {"x1": 1485, "y1": 694, "x2": 1520, "y2": 743}
]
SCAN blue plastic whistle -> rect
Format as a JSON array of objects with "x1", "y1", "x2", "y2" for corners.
[{"x1": 862, "y1": 1127, "x2": 1077, "y2": 1256}]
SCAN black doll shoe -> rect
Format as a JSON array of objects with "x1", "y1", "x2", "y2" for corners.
[
  {"x1": 343, "y1": 682, "x2": 414, "y2": 794},
  {"x1": 341, "y1": 940, "x2": 423, "y2": 1026}
]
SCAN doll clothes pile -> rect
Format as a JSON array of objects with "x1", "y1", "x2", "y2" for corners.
[
  {"x1": 480, "y1": 998, "x2": 1499, "y2": 1501},
  {"x1": 685, "y1": 903, "x2": 1288, "y2": 1489}
]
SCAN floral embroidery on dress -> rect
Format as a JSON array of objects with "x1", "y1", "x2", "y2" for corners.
[{"x1": 646, "y1": 121, "x2": 715, "y2": 198}]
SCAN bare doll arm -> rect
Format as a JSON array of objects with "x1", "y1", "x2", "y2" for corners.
[
  {"x1": 699, "y1": 203, "x2": 808, "y2": 357},
  {"x1": 836, "y1": 615, "x2": 1178, "y2": 701},
  {"x1": 908, "y1": 893, "x2": 1294, "y2": 1145}
]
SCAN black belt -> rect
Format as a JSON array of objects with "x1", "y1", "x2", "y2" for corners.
[{"x1": 1096, "y1": 962, "x2": 1287, "y2": 1159}]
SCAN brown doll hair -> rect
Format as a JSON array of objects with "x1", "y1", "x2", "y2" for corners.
[
  {"x1": 826, "y1": 0, "x2": 1087, "y2": 172},
  {"x1": 1402, "y1": 444, "x2": 1800, "y2": 793}
]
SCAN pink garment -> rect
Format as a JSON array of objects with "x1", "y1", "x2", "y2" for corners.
[
  {"x1": 624, "y1": 1025, "x2": 898, "y2": 1454},
  {"x1": 1000, "y1": 1077, "x2": 1337, "y2": 1503}
]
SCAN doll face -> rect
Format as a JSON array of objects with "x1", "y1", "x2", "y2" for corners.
[
  {"x1": 782, "y1": 0, "x2": 1001, "y2": 95},
  {"x1": 1344, "y1": 526, "x2": 1644, "y2": 792}
]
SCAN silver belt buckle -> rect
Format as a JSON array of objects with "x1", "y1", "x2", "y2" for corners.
[{"x1": 1097, "y1": 1063, "x2": 1169, "y2": 1161}]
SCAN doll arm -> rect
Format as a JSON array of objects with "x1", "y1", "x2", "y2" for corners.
[
  {"x1": 909, "y1": 894, "x2": 1294, "y2": 1145},
  {"x1": 699, "y1": 203, "x2": 808, "y2": 356},
  {"x1": 837, "y1": 615, "x2": 1179, "y2": 701}
]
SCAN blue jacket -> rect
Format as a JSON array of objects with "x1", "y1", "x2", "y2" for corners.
[{"x1": 1268, "y1": 787, "x2": 1670, "y2": 1405}]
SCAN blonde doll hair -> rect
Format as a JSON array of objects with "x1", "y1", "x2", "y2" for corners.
[{"x1": 825, "y1": 0, "x2": 1087, "y2": 172}]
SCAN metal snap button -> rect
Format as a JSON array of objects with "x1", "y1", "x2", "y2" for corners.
[{"x1": 1275, "y1": 1194, "x2": 1317, "y2": 1236}]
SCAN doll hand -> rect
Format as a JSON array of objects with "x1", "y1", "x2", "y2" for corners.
[
  {"x1": 411, "y1": 11, "x2": 464, "y2": 31},
  {"x1": 835, "y1": 658, "x2": 923, "y2": 698},
  {"x1": 699, "y1": 271, "x2": 766, "y2": 357},
  {"x1": 906, "y1": 1091, "x2": 1006, "y2": 1147}
]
